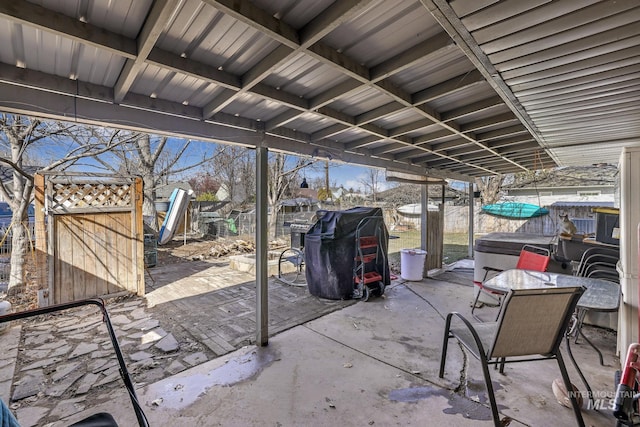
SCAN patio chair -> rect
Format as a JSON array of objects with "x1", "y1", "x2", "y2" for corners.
[
  {"x1": 574, "y1": 249, "x2": 619, "y2": 280},
  {"x1": 0, "y1": 299, "x2": 149, "y2": 427},
  {"x1": 570, "y1": 248, "x2": 621, "y2": 365},
  {"x1": 471, "y1": 244, "x2": 551, "y2": 321},
  {"x1": 440, "y1": 286, "x2": 586, "y2": 427}
]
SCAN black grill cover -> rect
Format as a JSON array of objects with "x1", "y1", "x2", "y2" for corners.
[{"x1": 304, "y1": 207, "x2": 390, "y2": 299}]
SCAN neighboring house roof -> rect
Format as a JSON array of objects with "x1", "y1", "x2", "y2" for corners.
[
  {"x1": 550, "y1": 201, "x2": 615, "y2": 208},
  {"x1": 279, "y1": 197, "x2": 320, "y2": 208},
  {"x1": 0, "y1": 165, "x2": 42, "y2": 183},
  {"x1": 155, "y1": 182, "x2": 194, "y2": 200},
  {"x1": 0, "y1": 165, "x2": 43, "y2": 202},
  {"x1": 215, "y1": 183, "x2": 249, "y2": 204}
]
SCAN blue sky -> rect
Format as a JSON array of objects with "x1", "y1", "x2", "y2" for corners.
[
  {"x1": 304, "y1": 162, "x2": 390, "y2": 192},
  {"x1": 54, "y1": 138, "x2": 444, "y2": 191}
]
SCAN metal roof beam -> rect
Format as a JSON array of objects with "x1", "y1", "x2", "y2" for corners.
[
  {"x1": 0, "y1": 0, "x2": 137, "y2": 59},
  {"x1": 370, "y1": 31, "x2": 456, "y2": 81},
  {"x1": 310, "y1": 80, "x2": 364, "y2": 110},
  {"x1": 343, "y1": 136, "x2": 381, "y2": 150},
  {"x1": 412, "y1": 69, "x2": 484, "y2": 104},
  {"x1": 422, "y1": 0, "x2": 546, "y2": 168},
  {"x1": 370, "y1": 142, "x2": 410, "y2": 156},
  {"x1": 356, "y1": 103, "x2": 406, "y2": 125},
  {"x1": 311, "y1": 124, "x2": 348, "y2": 141},
  {"x1": 477, "y1": 125, "x2": 530, "y2": 142},
  {"x1": 460, "y1": 113, "x2": 519, "y2": 133},
  {"x1": 146, "y1": 48, "x2": 241, "y2": 90},
  {"x1": 265, "y1": 110, "x2": 304, "y2": 131},
  {"x1": 203, "y1": 0, "x2": 374, "y2": 116},
  {"x1": 440, "y1": 96, "x2": 504, "y2": 122},
  {"x1": 412, "y1": 129, "x2": 457, "y2": 145},
  {"x1": 113, "y1": 0, "x2": 180, "y2": 103},
  {"x1": 389, "y1": 119, "x2": 435, "y2": 138}
]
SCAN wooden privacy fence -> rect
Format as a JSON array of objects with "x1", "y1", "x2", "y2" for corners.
[
  {"x1": 35, "y1": 173, "x2": 144, "y2": 305},
  {"x1": 425, "y1": 204, "x2": 444, "y2": 272}
]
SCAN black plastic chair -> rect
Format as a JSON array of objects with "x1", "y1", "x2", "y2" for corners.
[
  {"x1": 440, "y1": 286, "x2": 586, "y2": 427},
  {"x1": 0, "y1": 299, "x2": 149, "y2": 427}
]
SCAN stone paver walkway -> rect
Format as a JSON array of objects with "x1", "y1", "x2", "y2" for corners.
[
  {"x1": 144, "y1": 260, "x2": 356, "y2": 355},
  {"x1": 2, "y1": 258, "x2": 356, "y2": 426},
  {"x1": 4, "y1": 297, "x2": 214, "y2": 426}
]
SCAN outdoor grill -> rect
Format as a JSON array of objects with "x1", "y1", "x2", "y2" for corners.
[
  {"x1": 289, "y1": 222, "x2": 312, "y2": 249},
  {"x1": 304, "y1": 207, "x2": 390, "y2": 300}
]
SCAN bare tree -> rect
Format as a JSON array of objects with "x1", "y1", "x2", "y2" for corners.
[
  {"x1": 475, "y1": 174, "x2": 505, "y2": 205},
  {"x1": 267, "y1": 153, "x2": 315, "y2": 237},
  {"x1": 210, "y1": 145, "x2": 255, "y2": 210},
  {"x1": 0, "y1": 115, "x2": 134, "y2": 294},
  {"x1": 97, "y1": 135, "x2": 218, "y2": 231},
  {"x1": 360, "y1": 168, "x2": 383, "y2": 203}
]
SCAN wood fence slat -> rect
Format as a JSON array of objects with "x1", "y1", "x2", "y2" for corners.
[
  {"x1": 38, "y1": 174, "x2": 143, "y2": 304},
  {"x1": 83, "y1": 214, "x2": 97, "y2": 299},
  {"x1": 93, "y1": 213, "x2": 109, "y2": 296}
]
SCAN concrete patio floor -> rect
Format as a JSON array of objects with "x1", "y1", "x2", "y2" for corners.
[{"x1": 56, "y1": 262, "x2": 619, "y2": 427}]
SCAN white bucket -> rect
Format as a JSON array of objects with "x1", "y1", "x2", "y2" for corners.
[{"x1": 401, "y1": 249, "x2": 427, "y2": 281}]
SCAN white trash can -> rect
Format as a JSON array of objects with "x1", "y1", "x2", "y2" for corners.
[{"x1": 401, "y1": 249, "x2": 427, "y2": 281}]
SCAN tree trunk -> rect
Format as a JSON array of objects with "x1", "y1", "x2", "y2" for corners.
[
  {"x1": 475, "y1": 175, "x2": 504, "y2": 205},
  {"x1": 143, "y1": 198, "x2": 159, "y2": 232},
  {"x1": 142, "y1": 174, "x2": 158, "y2": 232},
  {"x1": 7, "y1": 216, "x2": 29, "y2": 296},
  {"x1": 268, "y1": 204, "x2": 280, "y2": 239}
]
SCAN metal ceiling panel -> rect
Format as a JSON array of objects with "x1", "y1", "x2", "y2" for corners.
[
  {"x1": 552, "y1": 142, "x2": 640, "y2": 167},
  {"x1": 434, "y1": 0, "x2": 640, "y2": 167},
  {"x1": 322, "y1": 0, "x2": 440, "y2": 66},
  {"x1": 333, "y1": 86, "x2": 394, "y2": 117},
  {"x1": 391, "y1": 48, "x2": 473, "y2": 95},
  {"x1": 428, "y1": 83, "x2": 495, "y2": 111},
  {"x1": 0, "y1": 0, "x2": 637, "y2": 180},
  {"x1": 30, "y1": 0, "x2": 152, "y2": 38},
  {"x1": 375, "y1": 108, "x2": 428, "y2": 131},
  {"x1": 286, "y1": 112, "x2": 334, "y2": 135},
  {"x1": 252, "y1": 0, "x2": 337, "y2": 29},
  {"x1": 266, "y1": 53, "x2": 347, "y2": 98},
  {"x1": 132, "y1": 63, "x2": 226, "y2": 107}
]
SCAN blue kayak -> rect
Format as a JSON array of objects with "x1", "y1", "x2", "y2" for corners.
[{"x1": 481, "y1": 202, "x2": 549, "y2": 219}]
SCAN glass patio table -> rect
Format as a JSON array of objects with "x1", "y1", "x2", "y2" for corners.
[{"x1": 483, "y1": 269, "x2": 621, "y2": 405}]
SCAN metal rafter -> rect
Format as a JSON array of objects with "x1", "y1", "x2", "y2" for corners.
[
  {"x1": 0, "y1": 0, "x2": 551, "y2": 179},
  {"x1": 202, "y1": 0, "x2": 530, "y2": 174}
]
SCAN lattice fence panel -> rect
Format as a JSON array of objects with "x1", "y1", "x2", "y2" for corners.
[
  {"x1": 35, "y1": 174, "x2": 144, "y2": 305},
  {"x1": 50, "y1": 182, "x2": 133, "y2": 211}
]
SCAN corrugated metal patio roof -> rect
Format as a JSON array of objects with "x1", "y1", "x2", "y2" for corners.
[{"x1": 0, "y1": 0, "x2": 637, "y2": 181}]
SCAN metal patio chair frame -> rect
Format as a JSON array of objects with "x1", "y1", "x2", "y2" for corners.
[
  {"x1": 471, "y1": 244, "x2": 551, "y2": 321},
  {"x1": 0, "y1": 298, "x2": 149, "y2": 427},
  {"x1": 441, "y1": 286, "x2": 586, "y2": 427},
  {"x1": 570, "y1": 248, "x2": 621, "y2": 365}
]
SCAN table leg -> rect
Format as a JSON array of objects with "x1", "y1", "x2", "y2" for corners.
[
  {"x1": 565, "y1": 335, "x2": 595, "y2": 408},
  {"x1": 578, "y1": 328, "x2": 605, "y2": 366},
  {"x1": 572, "y1": 308, "x2": 605, "y2": 366}
]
